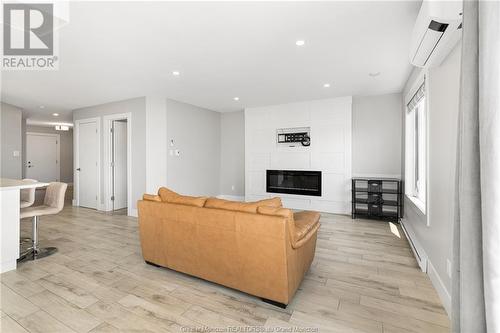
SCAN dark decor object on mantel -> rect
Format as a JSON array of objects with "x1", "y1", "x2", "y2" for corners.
[
  {"x1": 267, "y1": 170, "x2": 321, "y2": 196},
  {"x1": 351, "y1": 177, "x2": 403, "y2": 222}
]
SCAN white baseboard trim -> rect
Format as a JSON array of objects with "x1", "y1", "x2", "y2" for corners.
[
  {"x1": 427, "y1": 260, "x2": 452, "y2": 317},
  {"x1": 1, "y1": 260, "x2": 16, "y2": 274},
  {"x1": 401, "y1": 219, "x2": 451, "y2": 317},
  {"x1": 216, "y1": 195, "x2": 245, "y2": 202}
]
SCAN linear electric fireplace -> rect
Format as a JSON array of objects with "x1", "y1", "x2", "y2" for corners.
[{"x1": 266, "y1": 170, "x2": 322, "y2": 196}]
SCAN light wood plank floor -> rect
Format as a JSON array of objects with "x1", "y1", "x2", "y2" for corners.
[{"x1": 1, "y1": 206, "x2": 450, "y2": 333}]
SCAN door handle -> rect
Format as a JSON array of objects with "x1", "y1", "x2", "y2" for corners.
[{"x1": 76, "y1": 168, "x2": 81, "y2": 171}]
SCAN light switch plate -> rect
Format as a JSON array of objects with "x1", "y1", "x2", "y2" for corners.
[{"x1": 13, "y1": 150, "x2": 20, "y2": 157}]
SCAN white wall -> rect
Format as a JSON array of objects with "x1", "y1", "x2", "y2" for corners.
[
  {"x1": 401, "y1": 43, "x2": 461, "y2": 315},
  {"x1": 220, "y1": 111, "x2": 245, "y2": 198},
  {"x1": 73, "y1": 97, "x2": 146, "y2": 213},
  {"x1": 245, "y1": 96, "x2": 352, "y2": 214},
  {"x1": 166, "y1": 99, "x2": 221, "y2": 197},
  {"x1": 145, "y1": 96, "x2": 167, "y2": 193},
  {"x1": 352, "y1": 93, "x2": 402, "y2": 178},
  {"x1": 0, "y1": 103, "x2": 23, "y2": 179}
]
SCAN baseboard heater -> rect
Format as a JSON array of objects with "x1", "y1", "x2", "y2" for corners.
[{"x1": 400, "y1": 219, "x2": 428, "y2": 272}]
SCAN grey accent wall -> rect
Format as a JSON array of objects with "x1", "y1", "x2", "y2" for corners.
[
  {"x1": 0, "y1": 102, "x2": 23, "y2": 178},
  {"x1": 166, "y1": 99, "x2": 221, "y2": 197},
  {"x1": 352, "y1": 93, "x2": 402, "y2": 177},
  {"x1": 25, "y1": 125, "x2": 74, "y2": 183},
  {"x1": 73, "y1": 97, "x2": 146, "y2": 210},
  {"x1": 220, "y1": 111, "x2": 245, "y2": 197},
  {"x1": 402, "y1": 43, "x2": 461, "y2": 311}
]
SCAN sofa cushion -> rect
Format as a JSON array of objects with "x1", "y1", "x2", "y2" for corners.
[
  {"x1": 143, "y1": 194, "x2": 162, "y2": 202},
  {"x1": 205, "y1": 197, "x2": 283, "y2": 213},
  {"x1": 256, "y1": 197, "x2": 282, "y2": 208},
  {"x1": 257, "y1": 206, "x2": 293, "y2": 219},
  {"x1": 170, "y1": 195, "x2": 208, "y2": 207},
  {"x1": 293, "y1": 211, "x2": 320, "y2": 241},
  {"x1": 158, "y1": 187, "x2": 178, "y2": 202},
  {"x1": 205, "y1": 198, "x2": 256, "y2": 213}
]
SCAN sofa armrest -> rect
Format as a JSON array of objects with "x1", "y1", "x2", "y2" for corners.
[
  {"x1": 291, "y1": 222, "x2": 320, "y2": 249},
  {"x1": 143, "y1": 194, "x2": 162, "y2": 202},
  {"x1": 290, "y1": 211, "x2": 321, "y2": 249}
]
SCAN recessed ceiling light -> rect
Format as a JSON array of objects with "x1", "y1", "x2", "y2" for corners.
[
  {"x1": 369, "y1": 72, "x2": 381, "y2": 77},
  {"x1": 52, "y1": 113, "x2": 59, "y2": 117},
  {"x1": 233, "y1": 97, "x2": 240, "y2": 101},
  {"x1": 39, "y1": 105, "x2": 45, "y2": 109},
  {"x1": 172, "y1": 71, "x2": 180, "y2": 76},
  {"x1": 295, "y1": 40, "x2": 305, "y2": 46},
  {"x1": 323, "y1": 83, "x2": 331, "y2": 88}
]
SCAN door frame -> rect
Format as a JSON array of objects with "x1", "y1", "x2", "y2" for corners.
[
  {"x1": 25, "y1": 132, "x2": 61, "y2": 182},
  {"x1": 74, "y1": 117, "x2": 101, "y2": 209},
  {"x1": 103, "y1": 113, "x2": 132, "y2": 216}
]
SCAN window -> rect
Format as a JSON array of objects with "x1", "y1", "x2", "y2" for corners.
[{"x1": 405, "y1": 80, "x2": 426, "y2": 213}]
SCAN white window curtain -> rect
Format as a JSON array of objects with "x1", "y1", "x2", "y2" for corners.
[{"x1": 452, "y1": 0, "x2": 500, "y2": 332}]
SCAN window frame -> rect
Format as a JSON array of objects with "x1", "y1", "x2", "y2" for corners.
[{"x1": 405, "y1": 74, "x2": 428, "y2": 218}]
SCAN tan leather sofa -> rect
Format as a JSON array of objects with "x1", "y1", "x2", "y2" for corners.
[{"x1": 138, "y1": 187, "x2": 320, "y2": 306}]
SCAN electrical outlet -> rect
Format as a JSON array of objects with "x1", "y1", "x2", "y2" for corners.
[
  {"x1": 231, "y1": 185, "x2": 235, "y2": 191},
  {"x1": 446, "y1": 259, "x2": 452, "y2": 278}
]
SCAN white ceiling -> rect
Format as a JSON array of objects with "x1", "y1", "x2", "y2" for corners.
[{"x1": 1, "y1": 1, "x2": 420, "y2": 122}]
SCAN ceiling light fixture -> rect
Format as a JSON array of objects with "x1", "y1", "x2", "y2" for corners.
[
  {"x1": 233, "y1": 97, "x2": 240, "y2": 101},
  {"x1": 52, "y1": 113, "x2": 59, "y2": 117},
  {"x1": 369, "y1": 72, "x2": 381, "y2": 77},
  {"x1": 172, "y1": 71, "x2": 180, "y2": 76},
  {"x1": 295, "y1": 40, "x2": 305, "y2": 46},
  {"x1": 39, "y1": 105, "x2": 45, "y2": 109},
  {"x1": 323, "y1": 83, "x2": 331, "y2": 88}
]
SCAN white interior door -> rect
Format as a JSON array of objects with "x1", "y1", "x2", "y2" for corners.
[
  {"x1": 26, "y1": 133, "x2": 59, "y2": 182},
  {"x1": 112, "y1": 120, "x2": 127, "y2": 210},
  {"x1": 77, "y1": 120, "x2": 99, "y2": 209}
]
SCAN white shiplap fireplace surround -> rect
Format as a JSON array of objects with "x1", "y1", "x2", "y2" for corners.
[{"x1": 245, "y1": 96, "x2": 352, "y2": 214}]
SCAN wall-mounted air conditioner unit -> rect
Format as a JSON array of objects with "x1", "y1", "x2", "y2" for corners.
[{"x1": 410, "y1": 0, "x2": 463, "y2": 68}]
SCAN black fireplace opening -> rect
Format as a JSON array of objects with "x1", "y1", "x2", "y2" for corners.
[{"x1": 266, "y1": 170, "x2": 322, "y2": 196}]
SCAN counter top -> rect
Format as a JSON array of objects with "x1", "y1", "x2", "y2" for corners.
[{"x1": 0, "y1": 178, "x2": 50, "y2": 191}]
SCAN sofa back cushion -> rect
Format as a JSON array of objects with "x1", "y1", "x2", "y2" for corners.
[
  {"x1": 255, "y1": 197, "x2": 282, "y2": 208},
  {"x1": 158, "y1": 187, "x2": 207, "y2": 207},
  {"x1": 205, "y1": 197, "x2": 283, "y2": 213},
  {"x1": 143, "y1": 194, "x2": 162, "y2": 202},
  {"x1": 257, "y1": 206, "x2": 293, "y2": 220},
  {"x1": 170, "y1": 195, "x2": 208, "y2": 207},
  {"x1": 156, "y1": 187, "x2": 281, "y2": 210},
  {"x1": 158, "y1": 187, "x2": 178, "y2": 202},
  {"x1": 205, "y1": 198, "x2": 258, "y2": 213}
]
